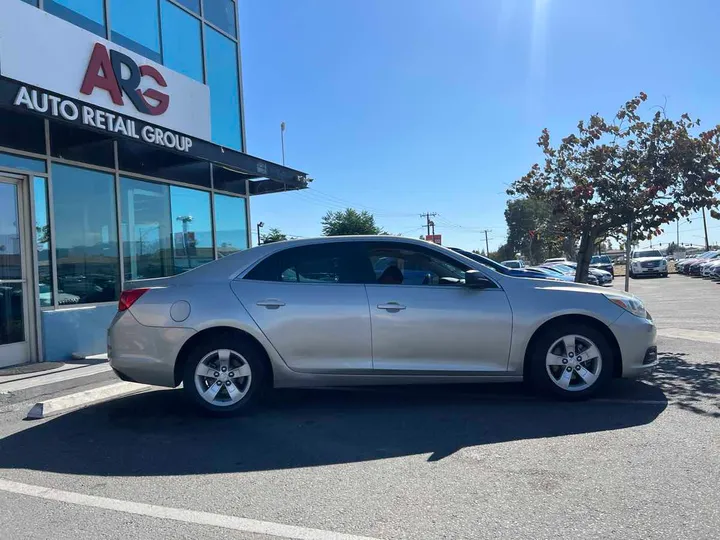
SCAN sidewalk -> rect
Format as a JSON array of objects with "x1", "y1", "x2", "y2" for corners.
[{"x1": 0, "y1": 356, "x2": 117, "y2": 405}]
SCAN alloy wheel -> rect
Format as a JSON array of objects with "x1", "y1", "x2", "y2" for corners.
[
  {"x1": 194, "y1": 349, "x2": 253, "y2": 406},
  {"x1": 545, "y1": 334, "x2": 603, "y2": 392}
]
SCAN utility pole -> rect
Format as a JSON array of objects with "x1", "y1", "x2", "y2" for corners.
[
  {"x1": 676, "y1": 219, "x2": 680, "y2": 246},
  {"x1": 280, "y1": 122, "x2": 286, "y2": 165},
  {"x1": 256, "y1": 221, "x2": 264, "y2": 246},
  {"x1": 420, "y1": 212, "x2": 437, "y2": 238},
  {"x1": 702, "y1": 207, "x2": 710, "y2": 250},
  {"x1": 483, "y1": 229, "x2": 490, "y2": 255}
]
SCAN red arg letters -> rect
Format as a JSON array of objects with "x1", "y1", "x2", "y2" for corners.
[{"x1": 80, "y1": 43, "x2": 169, "y2": 116}]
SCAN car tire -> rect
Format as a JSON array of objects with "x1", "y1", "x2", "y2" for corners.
[
  {"x1": 629, "y1": 271, "x2": 635, "y2": 279},
  {"x1": 182, "y1": 334, "x2": 268, "y2": 416},
  {"x1": 528, "y1": 324, "x2": 613, "y2": 401},
  {"x1": 662, "y1": 273, "x2": 668, "y2": 278}
]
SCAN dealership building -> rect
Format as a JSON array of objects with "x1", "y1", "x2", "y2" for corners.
[{"x1": 0, "y1": 0, "x2": 307, "y2": 367}]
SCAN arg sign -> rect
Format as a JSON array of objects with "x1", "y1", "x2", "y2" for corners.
[{"x1": 0, "y1": 0, "x2": 210, "y2": 140}]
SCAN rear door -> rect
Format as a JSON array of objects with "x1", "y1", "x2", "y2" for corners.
[{"x1": 231, "y1": 242, "x2": 374, "y2": 372}]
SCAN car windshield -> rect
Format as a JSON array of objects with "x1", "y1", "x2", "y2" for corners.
[
  {"x1": 551, "y1": 264, "x2": 575, "y2": 274},
  {"x1": 591, "y1": 255, "x2": 612, "y2": 264},
  {"x1": 634, "y1": 250, "x2": 663, "y2": 258},
  {"x1": 502, "y1": 260, "x2": 522, "y2": 268}
]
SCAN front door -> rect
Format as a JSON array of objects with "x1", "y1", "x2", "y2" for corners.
[
  {"x1": 362, "y1": 242, "x2": 513, "y2": 373},
  {"x1": 0, "y1": 176, "x2": 33, "y2": 367}
]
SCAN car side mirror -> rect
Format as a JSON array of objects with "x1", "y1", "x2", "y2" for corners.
[{"x1": 464, "y1": 270, "x2": 495, "y2": 289}]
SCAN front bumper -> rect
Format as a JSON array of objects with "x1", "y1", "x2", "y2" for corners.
[
  {"x1": 108, "y1": 310, "x2": 195, "y2": 388},
  {"x1": 632, "y1": 265, "x2": 667, "y2": 276},
  {"x1": 610, "y1": 311, "x2": 658, "y2": 378}
]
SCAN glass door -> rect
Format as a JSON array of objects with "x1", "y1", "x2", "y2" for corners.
[{"x1": 0, "y1": 176, "x2": 32, "y2": 367}]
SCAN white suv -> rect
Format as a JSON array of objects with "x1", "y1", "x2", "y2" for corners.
[{"x1": 629, "y1": 249, "x2": 668, "y2": 278}]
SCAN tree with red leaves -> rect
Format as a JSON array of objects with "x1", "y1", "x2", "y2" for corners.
[{"x1": 508, "y1": 93, "x2": 720, "y2": 282}]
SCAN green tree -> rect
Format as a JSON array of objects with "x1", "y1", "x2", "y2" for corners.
[
  {"x1": 261, "y1": 228, "x2": 287, "y2": 244},
  {"x1": 665, "y1": 241, "x2": 679, "y2": 255},
  {"x1": 321, "y1": 208, "x2": 383, "y2": 236},
  {"x1": 509, "y1": 93, "x2": 720, "y2": 282}
]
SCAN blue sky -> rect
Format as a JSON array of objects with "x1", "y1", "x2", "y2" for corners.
[{"x1": 239, "y1": 0, "x2": 720, "y2": 251}]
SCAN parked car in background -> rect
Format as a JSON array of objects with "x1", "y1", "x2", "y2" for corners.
[
  {"x1": 451, "y1": 249, "x2": 560, "y2": 281},
  {"x1": 527, "y1": 266, "x2": 575, "y2": 282},
  {"x1": 629, "y1": 249, "x2": 668, "y2": 278},
  {"x1": 691, "y1": 252, "x2": 720, "y2": 276},
  {"x1": 590, "y1": 255, "x2": 615, "y2": 276},
  {"x1": 700, "y1": 258, "x2": 720, "y2": 277},
  {"x1": 676, "y1": 251, "x2": 714, "y2": 274},
  {"x1": 501, "y1": 259, "x2": 525, "y2": 268},
  {"x1": 544, "y1": 257, "x2": 569, "y2": 264},
  {"x1": 109, "y1": 236, "x2": 658, "y2": 415},
  {"x1": 563, "y1": 262, "x2": 613, "y2": 286},
  {"x1": 541, "y1": 263, "x2": 601, "y2": 285}
]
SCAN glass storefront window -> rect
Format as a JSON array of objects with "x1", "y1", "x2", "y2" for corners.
[
  {"x1": 0, "y1": 152, "x2": 46, "y2": 174},
  {"x1": 110, "y1": 0, "x2": 161, "y2": 62},
  {"x1": 51, "y1": 164, "x2": 119, "y2": 305},
  {"x1": 21, "y1": 0, "x2": 38, "y2": 7},
  {"x1": 33, "y1": 177, "x2": 54, "y2": 308},
  {"x1": 170, "y1": 186, "x2": 213, "y2": 272},
  {"x1": 120, "y1": 178, "x2": 173, "y2": 281},
  {"x1": 205, "y1": 26, "x2": 242, "y2": 150},
  {"x1": 203, "y1": 0, "x2": 236, "y2": 37},
  {"x1": 161, "y1": 0, "x2": 203, "y2": 82},
  {"x1": 45, "y1": 0, "x2": 105, "y2": 37},
  {"x1": 214, "y1": 194, "x2": 247, "y2": 257}
]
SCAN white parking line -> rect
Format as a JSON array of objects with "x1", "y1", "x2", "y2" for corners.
[
  {"x1": 0, "y1": 478, "x2": 380, "y2": 540},
  {"x1": 658, "y1": 328, "x2": 720, "y2": 344}
]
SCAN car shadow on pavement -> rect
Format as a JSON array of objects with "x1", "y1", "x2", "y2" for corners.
[
  {"x1": 0, "y1": 382, "x2": 667, "y2": 477},
  {"x1": 641, "y1": 352, "x2": 720, "y2": 418}
]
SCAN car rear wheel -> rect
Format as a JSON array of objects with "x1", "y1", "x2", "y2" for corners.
[
  {"x1": 529, "y1": 324, "x2": 612, "y2": 400},
  {"x1": 182, "y1": 336, "x2": 267, "y2": 416}
]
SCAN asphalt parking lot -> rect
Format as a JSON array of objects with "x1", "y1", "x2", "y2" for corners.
[{"x1": 0, "y1": 274, "x2": 718, "y2": 539}]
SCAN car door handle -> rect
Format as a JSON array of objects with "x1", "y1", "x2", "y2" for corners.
[
  {"x1": 256, "y1": 299, "x2": 286, "y2": 309},
  {"x1": 377, "y1": 302, "x2": 406, "y2": 311}
]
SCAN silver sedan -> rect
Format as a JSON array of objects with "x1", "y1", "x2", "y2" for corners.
[{"x1": 108, "y1": 236, "x2": 658, "y2": 415}]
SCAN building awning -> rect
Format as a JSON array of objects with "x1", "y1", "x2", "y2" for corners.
[{"x1": 0, "y1": 76, "x2": 308, "y2": 194}]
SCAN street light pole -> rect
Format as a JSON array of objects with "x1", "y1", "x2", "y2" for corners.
[
  {"x1": 702, "y1": 208, "x2": 710, "y2": 250},
  {"x1": 256, "y1": 221, "x2": 264, "y2": 246},
  {"x1": 280, "y1": 122, "x2": 286, "y2": 166},
  {"x1": 624, "y1": 219, "x2": 632, "y2": 293}
]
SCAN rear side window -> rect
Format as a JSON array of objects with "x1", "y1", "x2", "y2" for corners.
[{"x1": 243, "y1": 243, "x2": 373, "y2": 284}]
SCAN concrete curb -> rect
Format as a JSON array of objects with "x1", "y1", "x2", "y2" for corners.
[
  {"x1": 0, "y1": 364, "x2": 117, "y2": 405},
  {"x1": 26, "y1": 382, "x2": 152, "y2": 419}
]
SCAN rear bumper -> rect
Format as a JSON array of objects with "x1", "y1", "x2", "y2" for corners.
[
  {"x1": 107, "y1": 310, "x2": 195, "y2": 387},
  {"x1": 610, "y1": 311, "x2": 658, "y2": 378}
]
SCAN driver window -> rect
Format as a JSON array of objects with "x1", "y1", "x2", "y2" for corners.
[{"x1": 367, "y1": 246, "x2": 468, "y2": 286}]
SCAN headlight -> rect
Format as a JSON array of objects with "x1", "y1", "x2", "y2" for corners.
[
  {"x1": 632, "y1": 262, "x2": 640, "y2": 268},
  {"x1": 604, "y1": 293, "x2": 648, "y2": 318}
]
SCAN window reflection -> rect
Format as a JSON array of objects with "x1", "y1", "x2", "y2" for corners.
[
  {"x1": 203, "y1": 0, "x2": 236, "y2": 37},
  {"x1": 33, "y1": 177, "x2": 54, "y2": 307},
  {"x1": 0, "y1": 152, "x2": 46, "y2": 174},
  {"x1": 161, "y1": 0, "x2": 203, "y2": 82},
  {"x1": 175, "y1": 0, "x2": 200, "y2": 14},
  {"x1": 45, "y1": 0, "x2": 105, "y2": 37},
  {"x1": 110, "y1": 0, "x2": 161, "y2": 61},
  {"x1": 214, "y1": 194, "x2": 247, "y2": 257},
  {"x1": 51, "y1": 164, "x2": 119, "y2": 305},
  {"x1": 120, "y1": 178, "x2": 173, "y2": 281},
  {"x1": 205, "y1": 26, "x2": 242, "y2": 150},
  {"x1": 170, "y1": 186, "x2": 213, "y2": 272}
]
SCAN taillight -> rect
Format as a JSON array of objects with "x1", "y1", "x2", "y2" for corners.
[{"x1": 118, "y1": 288, "x2": 150, "y2": 312}]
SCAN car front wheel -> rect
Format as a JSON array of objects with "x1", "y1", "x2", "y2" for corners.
[
  {"x1": 182, "y1": 336, "x2": 267, "y2": 416},
  {"x1": 529, "y1": 324, "x2": 612, "y2": 400}
]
